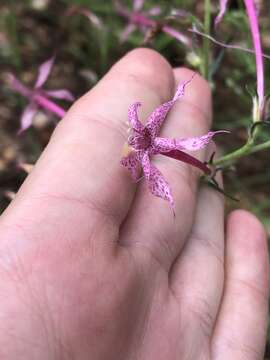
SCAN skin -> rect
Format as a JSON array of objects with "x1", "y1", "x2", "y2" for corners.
[{"x1": 0, "y1": 48, "x2": 269, "y2": 360}]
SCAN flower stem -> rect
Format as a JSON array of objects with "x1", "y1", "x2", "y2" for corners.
[
  {"x1": 213, "y1": 136, "x2": 270, "y2": 168},
  {"x1": 202, "y1": 0, "x2": 211, "y2": 80},
  {"x1": 213, "y1": 140, "x2": 254, "y2": 167},
  {"x1": 250, "y1": 139, "x2": 270, "y2": 154}
]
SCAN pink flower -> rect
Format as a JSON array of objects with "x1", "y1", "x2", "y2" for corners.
[
  {"x1": 121, "y1": 77, "x2": 225, "y2": 211},
  {"x1": 115, "y1": 0, "x2": 191, "y2": 47},
  {"x1": 9, "y1": 57, "x2": 74, "y2": 133},
  {"x1": 244, "y1": 0, "x2": 265, "y2": 119}
]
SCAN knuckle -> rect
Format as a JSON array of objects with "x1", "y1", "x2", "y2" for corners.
[{"x1": 190, "y1": 297, "x2": 214, "y2": 338}]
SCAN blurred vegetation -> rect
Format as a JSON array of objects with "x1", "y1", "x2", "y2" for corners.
[{"x1": 0, "y1": 0, "x2": 269, "y2": 356}]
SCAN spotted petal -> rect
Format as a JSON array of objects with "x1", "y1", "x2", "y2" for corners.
[
  {"x1": 173, "y1": 131, "x2": 227, "y2": 150},
  {"x1": 141, "y1": 153, "x2": 174, "y2": 209},
  {"x1": 145, "y1": 100, "x2": 174, "y2": 138},
  {"x1": 121, "y1": 152, "x2": 141, "y2": 180},
  {"x1": 128, "y1": 102, "x2": 144, "y2": 132},
  {"x1": 145, "y1": 78, "x2": 193, "y2": 137},
  {"x1": 173, "y1": 76, "x2": 195, "y2": 101},
  {"x1": 35, "y1": 57, "x2": 55, "y2": 89},
  {"x1": 153, "y1": 131, "x2": 226, "y2": 152}
]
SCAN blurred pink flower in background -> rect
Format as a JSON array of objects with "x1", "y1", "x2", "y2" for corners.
[
  {"x1": 115, "y1": 0, "x2": 191, "y2": 47},
  {"x1": 9, "y1": 57, "x2": 74, "y2": 133}
]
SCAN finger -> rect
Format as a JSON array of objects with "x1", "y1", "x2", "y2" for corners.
[
  {"x1": 168, "y1": 173, "x2": 224, "y2": 355},
  {"x1": 120, "y1": 68, "x2": 212, "y2": 270},
  {"x1": 1, "y1": 49, "x2": 174, "y2": 250},
  {"x1": 212, "y1": 210, "x2": 270, "y2": 360}
]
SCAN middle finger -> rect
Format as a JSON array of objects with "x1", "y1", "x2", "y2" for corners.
[{"x1": 120, "y1": 68, "x2": 212, "y2": 271}]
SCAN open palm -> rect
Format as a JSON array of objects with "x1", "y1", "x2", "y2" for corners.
[{"x1": 0, "y1": 49, "x2": 269, "y2": 360}]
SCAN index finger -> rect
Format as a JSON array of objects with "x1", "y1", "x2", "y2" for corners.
[{"x1": 1, "y1": 49, "x2": 174, "y2": 249}]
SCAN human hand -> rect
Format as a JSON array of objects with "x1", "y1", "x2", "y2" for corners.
[{"x1": 0, "y1": 49, "x2": 269, "y2": 360}]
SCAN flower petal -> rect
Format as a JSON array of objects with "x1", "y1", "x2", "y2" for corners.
[
  {"x1": 162, "y1": 25, "x2": 192, "y2": 48},
  {"x1": 154, "y1": 131, "x2": 227, "y2": 152},
  {"x1": 141, "y1": 153, "x2": 174, "y2": 209},
  {"x1": 244, "y1": 0, "x2": 264, "y2": 108},
  {"x1": 215, "y1": 0, "x2": 229, "y2": 27},
  {"x1": 8, "y1": 73, "x2": 32, "y2": 98},
  {"x1": 133, "y1": 0, "x2": 144, "y2": 12},
  {"x1": 45, "y1": 89, "x2": 75, "y2": 102},
  {"x1": 128, "y1": 102, "x2": 144, "y2": 132},
  {"x1": 147, "y1": 6, "x2": 161, "y2": 16},
  {"x1": 66, "y1": 5, "x2": 104, "y2": 29},
  {"x1": 173, "y1": 75, "x2": 195, "y2": 101},
  {"x1": 79, "y1": 8, "x2": 103, "y2": 29},
  {"x1": 173, "y1": 131, "x2": 227, "y2": 150},
  {"x1": 119, "y1": 23, "x2": 137, "y2": 42},
  {"x1": 152, "y1": 137, "x2": 177, "y2": 153},
  {"x1": 121, "y1": 152, "x2": 141, "y2": 180},
  {"x1": 145, "y1": 100, "x2": 174, "y2": 138},
  {"x1": 145, "y1": 78, "x2": 193, "y2": 137},
  {"x1": 19, "y1": 103, "x2": 37, "y2": 133},
  {"x1": 35, "y1": 57, "x2": 55, "y2": 89}
]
